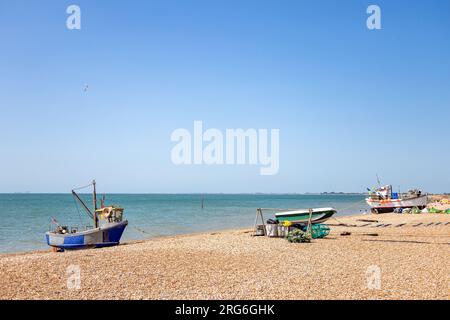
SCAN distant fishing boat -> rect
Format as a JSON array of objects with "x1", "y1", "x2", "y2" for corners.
[
  {"x1": 366, "y1": 185, "x2": 428, "y2": 213},
  {"x1": 275, "y1": 207, "x2": 336, "y2": 224},
  {"x1": 46, "y1": 180, "x2": 128, "y2": 250}
]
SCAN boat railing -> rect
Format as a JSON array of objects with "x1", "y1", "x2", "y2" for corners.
[{"x1": 48, "y1": 224, "x2": 94, "y2": 233}]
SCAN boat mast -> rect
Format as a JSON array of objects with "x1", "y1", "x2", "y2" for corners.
[
  {"x1": 93, "y1": 180, "x2": 98, "y2": 228},
  {"x1": 93, "y1": 180, "x2": 98, "y2": 211},
  {"x1": 376, "y1": 174, "x2": 381, "y2": 187}
]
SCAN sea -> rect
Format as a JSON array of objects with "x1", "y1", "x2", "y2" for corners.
[{"x1": 0, "y1": 193, "x2": 368, "y2": 253}]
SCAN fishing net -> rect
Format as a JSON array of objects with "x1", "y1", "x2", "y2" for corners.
[
  {"x1": 286, "y1": 229, "x2": 311, "y2": 243},
  {"x1": 309, "y1": 224, "x2": 330, "y2": 239},
  {"x1": 428, "y1": 207, "x2": 443, "y2": 213},
  {"x1": 411, "y1": 207, "x2": 422, "y2": 214}
]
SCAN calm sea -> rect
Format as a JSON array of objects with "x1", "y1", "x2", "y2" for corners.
[{"x1": 0, "y1": 194, "x2": 368, "y2": 253}]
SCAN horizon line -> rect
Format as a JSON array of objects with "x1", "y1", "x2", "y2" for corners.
[{"x1": 1, "y1": 192, "x2": 370, "y2": 195}]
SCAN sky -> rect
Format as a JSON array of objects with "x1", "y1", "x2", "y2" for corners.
[{"x1": 0, "y1": 0, "x2": 449, "y2": 193}]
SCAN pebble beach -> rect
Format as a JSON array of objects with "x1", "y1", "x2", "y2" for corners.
[{"x1": 1, "y1": 213, "x2": 449, "y2": 300}]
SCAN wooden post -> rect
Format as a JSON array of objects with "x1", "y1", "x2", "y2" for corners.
[
  {"x1": 253, "y1": 209, "x2": 259, "y2": 234},
  {"x1": 93, "y1": 180, "x2": 97, "y2": 211},
  {"x1": 307, "y1": 208, "x2": 313, "y2": 237},
  {"x1": 92, "y1": 180, "x2": 98, "y2": 228},
  {"x1": 260, "y1": 209, "x2": 266, "y2": 236},
  {"x1": 253, "y1": 208, "x2": 266, "y2": 236}
]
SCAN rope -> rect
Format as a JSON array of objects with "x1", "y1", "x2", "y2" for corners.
[
  {"x1": 72, "y1": 182, "x2": 93, "y2": 191},
  {"x1": 259, "y1": 208, "x2": 304, "y2": 212},
  {"x1": 72, "y1": 195, "x2": 84, "y2": 226},
  {"x1": 132, "y1": 226, "x2": 152, "y2": 235},
  {"x1": 330, "y1": 198, "x2": 368, "y2": 225},
  {"x1": 335, "y1": 198, "x2": 367, "y2": 212},
  {"x1": 338, "y1": 231, "x2": 450, "y2": 238},
  {"x1": 330, "y1": 216, "x2": 347, "y2": 225}
]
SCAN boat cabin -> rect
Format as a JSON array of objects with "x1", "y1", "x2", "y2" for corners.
[
  {"x1": 95, "y1": 206, "x2": 124, "y2": 224},
  {"x1": 369, "y1": 185, "x2": 423, "y2": 201},
  {"x1": 369, "y1": 185, "x2": 393, "y2": 200}
]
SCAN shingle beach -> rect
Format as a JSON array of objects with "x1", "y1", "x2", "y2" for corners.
[{"x1": 1, "y1": 213, "x2": 448, "y2": 300}]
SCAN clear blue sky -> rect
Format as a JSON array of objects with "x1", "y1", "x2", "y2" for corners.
[{"x1": 1, "y1": 0, "x2": 449, "y2": 193}]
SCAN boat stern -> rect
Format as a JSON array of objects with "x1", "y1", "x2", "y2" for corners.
[{"x1": 46, "y1": 231, "x2": 87, "y2": 249}]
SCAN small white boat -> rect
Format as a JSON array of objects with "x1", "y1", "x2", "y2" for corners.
[
  {"x1": 275, "y1": 207, "x2": 336, "y2": 224},
  {"x1": 366, "y1": 185, "x2": 427, "y2": 213}
]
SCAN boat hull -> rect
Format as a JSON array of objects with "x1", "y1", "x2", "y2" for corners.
[
  {"x1": 365, "y1": 195, "x2": 428, "y2": 213},
  {"x1": 46, "y1": 220, "x2": 128, "y2": 250},
  {"x1": 275, "y1": 208, "x2": 336, "y2": 225}
]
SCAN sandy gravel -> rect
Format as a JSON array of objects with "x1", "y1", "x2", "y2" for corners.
[{"x1": 0, "y1": 213, "x2": 449, "y2": 300}]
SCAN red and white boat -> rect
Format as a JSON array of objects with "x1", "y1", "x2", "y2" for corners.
[{"x1": 366, "y1": 185, "x2": 428, "y2": 213}]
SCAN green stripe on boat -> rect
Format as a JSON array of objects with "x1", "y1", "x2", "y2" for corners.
[{"x1": 275, "y1": 207, "x2": 337, "y2": 224}]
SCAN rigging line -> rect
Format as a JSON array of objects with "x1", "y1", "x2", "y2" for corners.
[
  {"x1": 73, "y1": 195, "x2": 84, "y2": 226},
  {"x1": 72, "y1": 191, "x2": 94, "y2": 219},
  {"x1": 72, "y1": 183, "x2": 93, "y2": 191}
]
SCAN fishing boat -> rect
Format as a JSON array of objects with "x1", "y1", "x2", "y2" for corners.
[
  {"x1": 366, "y1": 185, "x2": 428, "y2": 213},
  {"x1": 275, "y1": 207, "x2": 336, "y2": 224},
  {"x1": 46, "y1": 180, "x2": 128, "y2": 250}
]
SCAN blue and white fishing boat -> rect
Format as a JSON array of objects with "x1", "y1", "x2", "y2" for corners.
[{"x1": 46, "y1": 180, "x2": 128, "y2": 250}]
